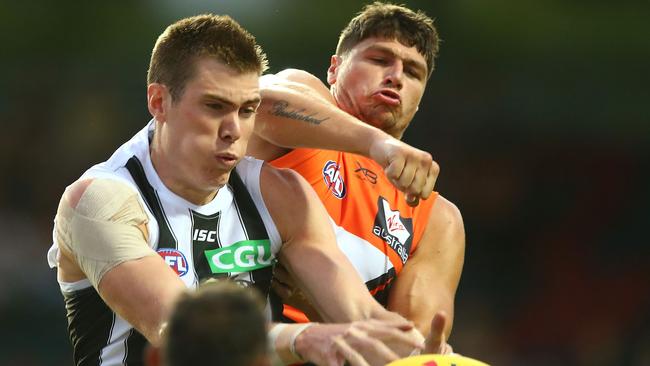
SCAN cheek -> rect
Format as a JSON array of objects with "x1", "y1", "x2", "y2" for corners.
[{"x1": 237, "y1": 119, "x2": 255, "y2": 146}]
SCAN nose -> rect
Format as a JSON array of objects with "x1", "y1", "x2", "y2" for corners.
[
  {"x1": 219, "y1": 111, "x2": 242, "y2": 143},
  {"x1": 383, "y1": 60, "x2": 404, "y2": 90}
]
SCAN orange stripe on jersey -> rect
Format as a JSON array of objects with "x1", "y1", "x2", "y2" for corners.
[
  {"x1": 369, "y1": 277, "x2": 394, "y2": 296},
  {"x1": 282, "y1": 304, "x2": 310, "y2": 323}
]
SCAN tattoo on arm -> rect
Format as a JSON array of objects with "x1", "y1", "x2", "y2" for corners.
[{"x1": 270, "y1": 101, "x2": 329, "y2": 125}]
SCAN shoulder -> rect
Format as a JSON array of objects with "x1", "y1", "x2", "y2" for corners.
[
  {"x1": 426, "y1": 195, "x2": 464, "y2": 234},
  {"x1": 258, "y1": 163, "x2": 322, "y2": 237},
  {"x1": 63, "y1": 177, "x2": 140, "y2": 215},
  {"x1": 430, "y1": 196, "x2": 462, "y2": 224},
  {"x1": 408, "y1": 195, "x2": 465, "y2": 260},
  {"x1": 259, "y1": 162, "x2": 313, "y2": 198}
]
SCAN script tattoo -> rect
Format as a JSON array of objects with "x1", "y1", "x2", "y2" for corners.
[{"x1": 270, "y1": 100, "x2": 329, "y2": 125}]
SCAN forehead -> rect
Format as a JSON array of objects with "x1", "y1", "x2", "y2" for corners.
[{"x1": 184, "y1": 57, "x2": 260, "y2": 102}]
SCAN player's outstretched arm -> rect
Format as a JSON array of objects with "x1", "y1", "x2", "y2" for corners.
[
  {"x1": 55, "y1": 178, "x2": 186, "y2": 345},
  {"x1": 250, "y1": 68, "x2": 439, "y2": 205},
  {"x1": 268, "y1": 320, "x2": 421, "y2": 366},
  {"x1": 386, "y1": 196, "x2": 465, "y2": 342},
  {"x1": 260, "y1": 163, "x2": 387, "y2": 321},
  {"x1": 259, "y1": 164, "x2": 425, "y2": 362}
]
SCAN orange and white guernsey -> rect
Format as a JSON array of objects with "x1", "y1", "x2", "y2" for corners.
[{"x1": 271, "y1": 147, "x2": 437, "y2": 321}]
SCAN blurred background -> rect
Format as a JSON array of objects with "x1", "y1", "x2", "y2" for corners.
[{"x1": 1, "y1": 1, "x2": 648, "y2": 365}]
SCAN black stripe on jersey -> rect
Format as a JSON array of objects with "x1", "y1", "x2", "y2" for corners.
[
  {"x1": 228, "y1": 170, "x2": 268, "y2": 240},
  {"x1": 365, "y1": 267, "x2": 397, "y2": 306},
  {"x1": 190, "y1": 210, "x2": 229, "y2": 282},
  {"x1": 125, "y1": 156, "x2": 178, "y2": 249},
  {"x1": 63, "y1": 287, "x2": 115, "y2": 366},
  {"x1": 124, "y1": 328, "x2": 147, "y2": 365},
  {"x1": 228, "y1": 170, "x2": 274, "y2": 299}
]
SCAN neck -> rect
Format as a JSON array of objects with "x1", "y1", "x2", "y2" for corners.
[{"x1": 149, "y1": 129, "x2": 220, "y2": 206}]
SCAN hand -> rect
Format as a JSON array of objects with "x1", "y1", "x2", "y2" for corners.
[
  {"x1": 368, "y1": 137, "x2": 439, "y2": 207},
  {"x1": 295, "y1": 319, "x2": 424, "y2": 366},
  {"x1": 423, "y1": 311, "x2": 454, "y2": 354},
  {"x1": 271, "y1": 263, "x2": 323, "y2": 321}
]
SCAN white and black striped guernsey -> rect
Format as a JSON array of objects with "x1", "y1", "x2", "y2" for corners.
[{"x1": 47, "y1": 121, "x2": 283, "y2": 366}]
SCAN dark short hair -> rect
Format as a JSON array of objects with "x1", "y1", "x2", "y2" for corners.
[
  {"x1": 163, "y1": 281, "x2": 268, "y2": 366},
  {"x1": 147, "y1": 14, "x2": 268, "y2": 102},
  {"x1": 336, "y1": 2, "x2": 439, "y2": 78}
]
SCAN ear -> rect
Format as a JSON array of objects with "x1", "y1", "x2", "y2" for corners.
[
  {"x1": 326, "y1": 55, "x2": 342, "y2": 86},
  {"x1": 147, "y1": 83, "x2": 170, "y2": 123}
]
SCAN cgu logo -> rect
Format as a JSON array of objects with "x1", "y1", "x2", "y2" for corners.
[
  {"x1": 193, "y1": 229, "x2": 217, "y2": 243},
  {"x1": 204, "y1": 239, "x2": 274, "y2": 273},
  {"x1": 322, "y1": 160, "x2": 346, "y2": 199},
  {"x1": 157, "y1": 249, "x2": 189, "y2": 277}
]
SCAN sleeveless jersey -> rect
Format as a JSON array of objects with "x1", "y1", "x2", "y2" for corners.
[
  {"x1": 270, "y1": 148, "x2": 436, "y2": 320},
  {"x1": 47, "y1": 121, "x2": 282, "y2": 366}
]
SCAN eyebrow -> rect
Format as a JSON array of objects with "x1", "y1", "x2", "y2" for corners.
[
  {"x1": 365, "y1": 44, "x2": 427, "y2": 76},
  {"x1": 203, "y1": 93, "x2": 261, "y2": 107}
]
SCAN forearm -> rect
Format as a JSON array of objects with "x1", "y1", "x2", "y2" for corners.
[
  {"x1": 282, "y1": 244, "x2": 383, "y2": 323},
  {"x1": 256, "y1": 78, "x2": 388, "y2": 157},
  {"x1": 389, "y1": 278, "x2": 455, "y2": 337}
]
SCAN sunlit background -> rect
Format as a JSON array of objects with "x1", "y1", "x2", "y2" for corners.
[{"x1": 1, "y1": 1, "x2": 648, "y2": 365}]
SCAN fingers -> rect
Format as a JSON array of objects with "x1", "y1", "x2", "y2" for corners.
[
  {"x1": 382, "y1": 145, "x2": 438, "y2": 206},
  {"x1": 332, "y1": 335, "x2": 370, "y2": 366},
  {"x1": 336, "y1": 326, "x2": 401, "y2": 366},
  {"x1": 424, "y1": 311, "x2": 448, "y2": 354},
  {"x1": 420, "y1": 161, "x2": 439, "y2": 200},
  {"x1": 406, "y1": 194, "x2": 420, "y2": 207},
  {"x1": 355, "y1": 320, "x2": 422, "y2": 350},
  {"x1": 385, "y1": 155, "x2": 406, "y2": 188}
]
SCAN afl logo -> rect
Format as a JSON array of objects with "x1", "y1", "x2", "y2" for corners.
[
  {"x1": 157, "y1": 249, "x2": 189, "y2": 277},
  {"x1": 322, "y1": 160, "x2": 346, "y2": 199}
]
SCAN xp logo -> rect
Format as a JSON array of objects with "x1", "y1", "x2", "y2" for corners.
[
  {"x1": 204, "y1": 239, "x2": 274, "y2": 274},
  {"x1": 322, "y1": 160, "x2": 346, "y2": 199},
  {"x1": 157, "y1": 249, "x2": 189, "y2": 277}
]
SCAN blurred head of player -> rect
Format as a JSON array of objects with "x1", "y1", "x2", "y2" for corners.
[
  {"x1": 147, "y1": 281, "x2": 269, "y2": 366},
  {"x1": 146, "y1": 15, "x2": 269, "y2": 202},
  {"x1": 327, "y1": 2, "x2": 440, "y2": 139}
]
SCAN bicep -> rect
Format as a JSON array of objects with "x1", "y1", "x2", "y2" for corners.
[
  {"x1": 98, "y1": 255, "x2": 186, "y2": 345},
  {"x1": 261, "y1": 166, "x2": 382, "y2": 322},
  {"x1": 387, "y1": 196, "x2": 465, "y2": 337},
  {"x1": 58, "y1": 178, "x2": 186, "y2": 344}
]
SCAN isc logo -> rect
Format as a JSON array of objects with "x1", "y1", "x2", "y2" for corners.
[
  {"x1": 193, "y1": 229, "x2": 217, "y2": 242},
  {"x1": 322, "y1": 160, "x2": 346, "y2": 199},
  {"x1": 157, "y1": 249, "x2": 189, "y2": 277}
]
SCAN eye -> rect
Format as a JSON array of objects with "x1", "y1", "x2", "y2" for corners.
[
  {"x1": 405, "y1": 67, "x2": 424, "y2": 80},
  {"x1": 369, "y1": 56, "x2": 387, "y2": 65},
  {"x1": 240, "y1": 106, "x2": 257, "y2": 117},
  {"x1": 206, "y1": 102, "x2": 223, "y2": 111}
]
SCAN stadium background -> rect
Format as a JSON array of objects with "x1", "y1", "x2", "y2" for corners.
[{"x1": 1, "y1": 1, "x2": 648, "y2": 365}]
